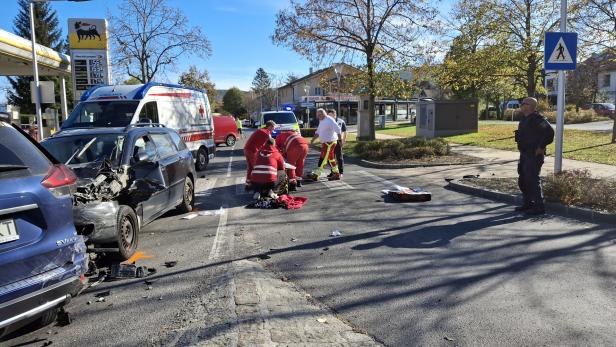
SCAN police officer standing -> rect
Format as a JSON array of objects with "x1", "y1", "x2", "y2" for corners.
[{"x1": 514, "y1": 97, "x2": 554, "y2": 215}]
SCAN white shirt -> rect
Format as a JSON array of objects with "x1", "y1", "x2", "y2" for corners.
[{"x1": 315, "y1": 115, "x2": 341, "y2": 143}]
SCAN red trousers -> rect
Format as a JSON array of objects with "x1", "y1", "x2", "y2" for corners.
[
  {"x1": 285, "y1": 143, "x2": 308, "y2": 180},
  {"x1": 244, "y1": 148, "x2": 257, "y2": 181}
]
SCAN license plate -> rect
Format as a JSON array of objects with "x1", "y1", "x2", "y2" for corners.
[{"x1": 0, "y1": 219, "x2": 19, "y2": 244}]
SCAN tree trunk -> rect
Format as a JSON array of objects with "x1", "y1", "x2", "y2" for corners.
[
  {"x1": 366, "y1": 57, "x2": 376, "y2": 141},
  {"x1": 612, "y1": 117, "x2": 616, "y2": 143}
]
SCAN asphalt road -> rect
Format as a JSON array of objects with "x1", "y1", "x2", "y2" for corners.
[{"x1": 4, "y1": 130, "x2": 616, "y2": 346}]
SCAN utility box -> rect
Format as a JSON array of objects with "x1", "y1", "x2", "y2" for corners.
[{"x1": 417, "y1": 100, "x2": 478, "y2": 138}]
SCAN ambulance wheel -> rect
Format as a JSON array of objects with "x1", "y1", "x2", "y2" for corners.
[
  {"x1": 226, "y1": 135, "x2": 236, "y2": 147},
  {"x1": 196, "y1": 147, "x2": 209, "y2": 171}
]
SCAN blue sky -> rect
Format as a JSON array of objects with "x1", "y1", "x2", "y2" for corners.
[
  {"x1": 0, "y1": 0, "x2": 313, "y2": 96},
  {"x1": 0, "y1": 0, "x2": 453, "y2": 102}
]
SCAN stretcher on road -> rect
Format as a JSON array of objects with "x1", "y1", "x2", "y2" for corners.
[{"x1": 381, "y1": 185, "x2": 431, "y2": 202}]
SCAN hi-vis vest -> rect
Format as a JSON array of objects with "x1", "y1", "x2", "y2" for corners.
[{"x1": 250, "y1": 150, "x2": 283, "y2": 183}]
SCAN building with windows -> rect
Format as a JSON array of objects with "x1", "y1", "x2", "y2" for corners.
[
  {"x1": 277, "y1": 64, "x2": 419, "y2": 126},
  {"x1": 598, "y1": 60, "x2": 616, "y2": 103}
]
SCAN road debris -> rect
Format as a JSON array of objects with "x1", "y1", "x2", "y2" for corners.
[
  {"x1": 444, "y1": 336, "x2": 455, "y2": 342},
  {"x1": 181, "y1": 213, "x2": 198, "y2": 220},
  {"x1": 322, "y1": 247, "x2": 329, "y2": 251},
  {"x1": 330, "y1": 230, "x2": 342, "y2": 237},
  {"x1": 198, "y1": 210, "x2": 213, "y2": 216},
  {"x1": 290, "y1": 238, "x2": 298, "y2": 242},
  {"x1": 94, "y1": 290, "x2": 111, "y2": 298},
  {"x1": 280, "y1": 276, "x2": 289, "y2": 282},
  {"x1": 56, "y1": 308, "x2": 71, "y2": 326},
  {"x1": 96, "y1": 297, "x2": 106, "y2": 303},
  {"x1": 317, "y1": 318, "x2": 328, "y2": 323},
  {"x1": 381, "y1": 185, "x2": 431, "y2": 202},
  {"x1": 110, "y1": 263, "x2": 150, "y2": 279},
  {"x1": 164, "y1": 261, "x2": 178, "y2": 268}
]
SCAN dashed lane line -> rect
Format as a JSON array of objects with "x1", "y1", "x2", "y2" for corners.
[
  {"x1": 208, "y1": 205, "x2": 228, "y2": 261},
  {"x1": 357, "y1": 170, "x2": 398, "y2": 188},
  {"x1": 321, "y1": 179, "x2": 355, "y2": 190},
  {"x1": 226, "y1": 145, "x2": 236, "y2": 178}
]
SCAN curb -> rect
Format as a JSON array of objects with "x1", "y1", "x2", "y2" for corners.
[
  {"x1": 358, "y1": 158, "x2": 479, "y2": 169},
  {"x1": 447, "y1": 179, "x2": 616, "y2": 225}
]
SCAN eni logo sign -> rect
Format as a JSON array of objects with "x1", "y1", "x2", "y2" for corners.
[{"x1": 68, "y1": 18, "x2": 108, "y2": 50}]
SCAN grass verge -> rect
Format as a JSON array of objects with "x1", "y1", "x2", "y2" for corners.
[{"x1": 445, "y1": 124, "x2": 616, "y2": 166}]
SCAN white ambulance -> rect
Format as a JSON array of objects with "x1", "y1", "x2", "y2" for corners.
[{"x1": 61, "y1": 83, "x2": 216, "y2": 170}]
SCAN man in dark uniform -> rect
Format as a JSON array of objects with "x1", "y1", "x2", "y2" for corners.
[{"x1": 514, "y1": 97, "x2": 555, "y2": 215}]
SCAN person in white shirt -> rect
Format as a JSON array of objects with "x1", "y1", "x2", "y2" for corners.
[
  {"x1": 309, "y1": 108, "x2": 342, "y2": 181},
  {"x1": 327, "y1": 109, "x2": 347, "y2": 177}
]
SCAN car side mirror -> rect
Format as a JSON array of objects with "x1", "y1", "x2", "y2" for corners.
[{"x1": 136, "y1": 151, "x2": 150, "y2": 162}]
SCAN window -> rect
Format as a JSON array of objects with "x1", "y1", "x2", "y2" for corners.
[
  {"x1": 602, "y1": 74, "x2": 611, "y2": 88},
  {"x1": 314, "y1": 87, "x2": 322, "y2": 95},
  {"x1": 139, "y1": 101, "x2": 159, "y2": 123},
  {"x1": 133, "y1": 135, "x2": 157, "y2": 161},
  {"x1": 42, "y1": 134, "x2": 125, "y2": 166},
  {"x1": 0, "y1": 124, "x2": 51, "y2": 177},
  {"x1": 63, "y1": 101, "x2": 139, "y2": 129},
  {"x1": 168, "y1": 131, "x2": 187, "y2": 151},
  {"x1": 150, "y1": 133, "x2": 176, "y2": 158}
]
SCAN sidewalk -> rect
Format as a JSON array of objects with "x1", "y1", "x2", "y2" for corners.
[{"x1": 373, "y1": 132, "x2": 616, "y2": 179}]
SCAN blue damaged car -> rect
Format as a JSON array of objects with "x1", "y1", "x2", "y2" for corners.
[{"x1": 0, "y1": 117, "x2": 87, "y2": 337}]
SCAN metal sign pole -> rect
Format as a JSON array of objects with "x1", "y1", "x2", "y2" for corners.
[
  {"x1": 554, "y1": 0, "x2": 567, "y2": 173},
  {"x1": 29, "y1": 2, "x2": 44, "y2": 141}
]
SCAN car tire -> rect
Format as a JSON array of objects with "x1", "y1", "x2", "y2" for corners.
[
  {"x1": 177, "y1": 177, "x2": 195, "y2": 213},
  {"x1": 226, "y1": 135, "x2": 236, "y2": 147},
  {"x1": 195, "y1": 147, "x2": 208, "y2": 171},
  {"x1": 115, "y1": 205, "x2": 139, "y2": 261},
  {"x1": 39, "y1": 307, "x2": 58, "y2": 326}
]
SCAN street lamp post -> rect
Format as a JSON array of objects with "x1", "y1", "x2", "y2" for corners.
[
  {"x1": 334, "y1": 64, "x2": 343, "y2": 119},
  {"x1": 29, "y1": 2, "x2": 43, "y2": 140},
  {"x1": 30, "y1": 0, "x2": 91, "y2": 140}
]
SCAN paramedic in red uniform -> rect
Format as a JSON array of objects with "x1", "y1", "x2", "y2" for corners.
[
  {"x1": 275, "y1": 131, "x2": 309, "y2": 191},
  {"x1": 244, "y1": 120, "x2": 276, "y2": 184},
  {"x1": 249, "y1": 140, "x2": 285, "y2": 198}
]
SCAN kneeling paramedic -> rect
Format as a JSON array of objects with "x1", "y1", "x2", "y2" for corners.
[
  {"x1": 309, "y1": 108, "x2": 342, "y2": 181},
  {"x1": 244, "y1": 120, "x2": 276, "y2": 185},
  {"x1": 275, "y1": 130, "x2": 309, "y2": 191},
  {"x1": 249, "y1": 139, "x2": 286, "y2": 199}
]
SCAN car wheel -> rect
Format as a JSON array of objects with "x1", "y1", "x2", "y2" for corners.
[
  {"x1": 115, "y1": 205, "x2": 139, "y2": 260},
  {"x1": 196, "y1": 147, "x2": 208, "y2": 171},
  {"x1": 177, "y1": 177, "x2": 195, "y2": 213},
  {"x1": 39, "y1": 307, "x2": 58, "y2": 326},
  {"x1": 226, "y1": 135, "x2": 236, "y2": 147}
]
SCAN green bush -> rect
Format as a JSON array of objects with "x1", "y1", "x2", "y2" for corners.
[
  {"x1": 543, "y1": 109, "x2": 597, "y2": 124},
  {"x1": 544, "y1": 169, "x2": 616, "y2": 212},
  {"x1": 353, "y1": 137, "x2": 450, "y2": 161},
  {"x1": 300, "y1": 128, "x2": 316, "y2": 137}
]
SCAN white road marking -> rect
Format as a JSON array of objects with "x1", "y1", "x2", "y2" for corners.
[
  {"x1": 357, "y1": 170, "x2": 398, "y2": 188},
  {"x1": 209, "y1": 205, "x2": 228, "y2": 261},
  {"x1": 226, "y1": 145, "x2": 236, "y2": 178},
  {"x1": 196, "y1": 177, "x2": 218, "y2": 197},
  {"x1": 321, "y1": 179, "x2": 354, "y2": 190}
]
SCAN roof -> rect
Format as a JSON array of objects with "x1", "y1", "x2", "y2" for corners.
[
  {"x1": 278, "y1": 63, "x2": 361, "y2": 89},
  {"x1": 49, "y1": 125, "x2": 172, "y2": 139},
  {"x1": 80, "y1": 82, "x2": 208, "y2": 102},
  {"x1": 0, "y1": 29, "x2": 71, "y2": 76}
]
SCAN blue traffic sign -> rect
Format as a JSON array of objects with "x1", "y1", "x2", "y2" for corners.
[{"x1": 544, "y1": 32, "x2": 577, "y2": 70}]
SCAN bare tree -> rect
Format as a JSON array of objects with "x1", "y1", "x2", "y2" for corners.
[
  {"x1": 273, "y1": 0, "x2": 437, "y2": 140},
  {"x1": 109, "y1": 0, "x2": 212, "y2": 83},
  {"x1": 573, "y1": 0, "x2": 616, "y2": 57}
]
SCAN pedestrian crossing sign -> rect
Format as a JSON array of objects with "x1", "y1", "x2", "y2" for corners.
[{"x1": 544, "y1": 32, "x2": 577, "y2": 70}]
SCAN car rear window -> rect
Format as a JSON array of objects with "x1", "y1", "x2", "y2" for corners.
[
  {"x1": 0, "y1": 123, "x2": 51, "y2": 177},
  {"x1": 263, "y1": 112, "x2": 297, "y2": 124}
]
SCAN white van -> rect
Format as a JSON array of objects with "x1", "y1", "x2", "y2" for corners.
[{"x1": 61, "y1": 83, "x2": 216, "y2": 170}]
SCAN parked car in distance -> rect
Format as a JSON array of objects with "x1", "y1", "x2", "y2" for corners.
[
  {"x1": 0, "y1": 119, "x2": 87, "y2": 337},
  {"x1": 41, "y1": 124, "x2": 196, "y2": 260},
  {"x1": 242, "y1": 119, "x2": 251, "y2": 127},
  {"x1": 591, "y1": 103, "x2": 615, "y2": 117},
  {"x1": 258, "y1": 111, "x2": 301, "y2": 138},
  {"x1": 213, "y1": 114, "x2": 239, "y2": 147}
]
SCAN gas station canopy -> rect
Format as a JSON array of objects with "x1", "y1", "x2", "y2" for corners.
[{"x1": 0, "y1": 28, "x2": 70, "y2": 77}]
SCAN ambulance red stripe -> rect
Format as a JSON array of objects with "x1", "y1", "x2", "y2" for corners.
[{"x1": 148, "y1": 92, "x2": 193, "y2": 98}]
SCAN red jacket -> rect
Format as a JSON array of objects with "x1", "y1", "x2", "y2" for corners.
[
  {"x1": 275, "y1": 131, "x2": 308, "y2": 155},
  {"x1": 250, "y1": 146, "x2": 285, "y2": 184},
  {"x1": 244, "y1": 128, "x2": 272, "y2": 153}
]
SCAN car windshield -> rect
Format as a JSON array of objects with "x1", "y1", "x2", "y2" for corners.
[
  {"x1": 42, "y1": 134, "x2": 125, "y2": 166},
  {"x1": 264, "y1": 112, "x2": 296, "y2": 124},
  {"x1": 62, "y1": 101, "x2": 139, "y2": 129}
]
